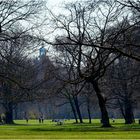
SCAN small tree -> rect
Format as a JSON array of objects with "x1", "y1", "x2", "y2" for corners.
[{"x1": 106, "y1": 56, "x2": 140, "y2": 124}]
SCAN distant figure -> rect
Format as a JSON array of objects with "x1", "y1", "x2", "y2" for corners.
[
  {"x1": 39, "y1": 117, "x2": 41, "y2": 123},
  {"x1": 2, "y1": 116, "x2": 6, "y2": 124},
  {"x1": 100, "y1": 119, "x2": 102, "y2": 124},
  {"x1": 40, "y1": 116, "x2": 44, "y2": 123},
  {"x1": 24, "y1": 112, "x2": 28, "y2": 123},
  {"x1": 112, "y1": 118, "x2": 115, "y2": 123},
  {"x1": 111, "y1": 115, "x2": 115, "y2": 123},
  {"x1": 25, "y1": 116, "x2": 29, "y2": 123},
  {"x1": 57, "y1": 119, "x2": 64, "y2": 125}
]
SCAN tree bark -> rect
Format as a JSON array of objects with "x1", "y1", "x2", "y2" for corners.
[
  {"x1": 87, "y1": 101, "x2": 92, "y2": 123},
  {"x1": 73, "y1": 96, "x2": 83, "y2": 123},
  {"x1": 92, "y1": 81, "x2": 111, "y2": 127},
  {"x1": 124, "y1": 100, "x2": 135, "y2": 124},
  {"x1": 69, "y1": 97, "x2": 78, "y2": 123},
  {"x1": 5, "y1": 102, "x2": 14, "y2": 124},
  {"x1": 2, "y1": 83, "x2": 14, "y2": 124}
]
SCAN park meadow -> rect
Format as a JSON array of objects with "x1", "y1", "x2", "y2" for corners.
[{"x1": 0, "y1": 119, "x2": 139, "y2": 139}]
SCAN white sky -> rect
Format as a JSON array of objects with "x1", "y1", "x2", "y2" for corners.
[
  {"x1": 47, "y1": 0, "x2": 75, "y2": 7},
  {"x1": 47, "y1": 0, "x2": 77, "y2": 14}
]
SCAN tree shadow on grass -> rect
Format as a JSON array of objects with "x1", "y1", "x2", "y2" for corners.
[
  {"x1": 4, "y1": 122, "x2": 140, "y2": 132},
  {"x1": 27, "y1": 124, "x2": 140, "y2": 132}
]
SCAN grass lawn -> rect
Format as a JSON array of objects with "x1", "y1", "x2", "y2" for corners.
[{"x1": 0, "y1": 119, "x2": 139, "y2": 139}]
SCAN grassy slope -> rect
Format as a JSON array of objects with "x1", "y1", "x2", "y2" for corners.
[{"x1": 0, "y1": 119, "x2": 139, "y2": 139}]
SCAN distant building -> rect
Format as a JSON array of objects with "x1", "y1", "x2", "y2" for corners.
[
  {"x1": 39, "y1": 43, "x2": 47, "y2": 58},
  {"x1": 34, "y1": 43, "x2": 53, "y2": 81}
]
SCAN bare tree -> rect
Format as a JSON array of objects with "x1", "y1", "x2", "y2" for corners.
[
  {"x1": 113, "y1": 0, "x2": 140, "y2": 61},
  {"x1": 0, "y1": 41, "x2": 35, "y2": 124},
  {"x1": 106, "y1": 56, "x2": 140, "y2": 124},
  {"x1": 53, "y1": 44, "x2": 86, "y2": 123},
  {"x1": 117, "y1": 0, "x2": 140, "y2": 13},
  {"x1": 0, "y1": 0, "x2": 45, "y2": 124},
  {"x1": 82, "y1": 83, "x2": 94, "y2": 124},
  {"x1": 47, "y1": 0, "x2": 125, "y2": 127}
]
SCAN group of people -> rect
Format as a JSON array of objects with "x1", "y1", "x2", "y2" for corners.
[
  {"x1": 25, "y1": 115, "x2": 44, "y2": 123},
  {"x1": 39, "y1": 116, "x2": 44, "y2": 123},
  {"x1": 52, "y1": 119, "x2": 65, "y2": 125}
]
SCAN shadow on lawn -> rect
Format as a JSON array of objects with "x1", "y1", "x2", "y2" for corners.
[
  {"x1": 26, "y1": 124, "x2": 140, "y2": 132},
  {"x1": 5, "y1": 122, "x2": 140, "y2": 132}
]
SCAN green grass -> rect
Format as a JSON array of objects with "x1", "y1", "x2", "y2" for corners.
[{"x1": 0, "y1": 119, "x2": 139, "y2": 139}]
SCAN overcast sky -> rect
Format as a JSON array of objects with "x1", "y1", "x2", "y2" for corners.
[
  {"x1": 47, "y1": 0, "x2": 75, "y2": 7},
  {"x1": 44, "y1": 0, "x2": 77, "y2": 17},
  {"x1": 47, "y1": 0, "x2": 77, "y2": 12}
]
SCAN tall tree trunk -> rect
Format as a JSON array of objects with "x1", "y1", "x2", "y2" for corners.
[
  {"x1": 87, "y1": 101, "x2": 92, "y2": 123},
  {"x1": 118, "y1": 98, "x2": 135, "y2": 124},
  {"x1": 92, "y1": 81, "x2": 111, "y2": 127},
  {"x1": 124, "y1": 100, "x2": 135, "y2": 124},
  {"x1": 5, "y1": 102, "x2": 14, "y2": 124},
  {"x1": 2, "y1": 83, "x2": 14, "y2": 124},
  {"x1": 69, "y1": 97, "x2": 78, "y2": 123},
  {"x1": 73, "y1": 96, "x2": 83, "y2": 123}
]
